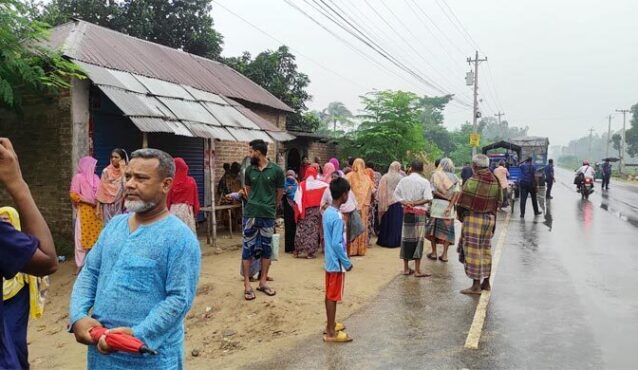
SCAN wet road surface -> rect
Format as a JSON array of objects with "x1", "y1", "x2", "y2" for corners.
[{"x1": 250, "y1": 169, "x2": 638, "y2": 370}]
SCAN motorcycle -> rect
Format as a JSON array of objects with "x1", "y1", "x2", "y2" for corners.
[{"x1": 578, "y1": 177, "x2": 594, "y2": 200}]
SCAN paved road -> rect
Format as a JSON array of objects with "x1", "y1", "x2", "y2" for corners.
[{"x1": 251, "y1": 169, "x2": 638, "y2": 370}]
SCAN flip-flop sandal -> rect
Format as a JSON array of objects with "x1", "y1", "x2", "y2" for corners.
[
  {"x1": 402, "y1": 268, "x2": 415, "y2": 276},
  {"x1": 323, "y1": 331, "x2": 353, "y2": 343},
  {"x1": 438, "y1": 257, "x2": 448, "y2": 262},
  {"x1": 256, "y1": 286, "x2": 277, "y2": 296},
  {"x1": 244, "y1": 289, "x2": 256, "y2": 301},
  {"x1": 414, "y1": 273, "x2": 432, "y2": 278},
  {"x1": 426, "y1": 253, "x2": 438, "y2": 261},
  {"x1": 323, "y1": 322, "x2": 346, "y2": 334}
]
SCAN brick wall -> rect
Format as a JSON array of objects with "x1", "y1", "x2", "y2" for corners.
[
  {"x1": 0, "y1": 91, "x2": 75, "y2": 252},
  {"x1": 213, "y1": 141, "x2": 277, "y2": 184},
  {"x1": 307, "y1": 141, "x2": 337, "y2": 165},
  {"x1": 244, "y1": 103, "x2": 287, "y2": 131}
]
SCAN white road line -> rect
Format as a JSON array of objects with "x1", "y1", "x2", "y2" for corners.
[{"x1": 464, "y1": 212, "x2": 512, "y2": 350}]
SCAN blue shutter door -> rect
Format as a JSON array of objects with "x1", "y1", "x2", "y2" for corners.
[
  {"x1": 92, "y1": 89, "x2": 143, "y2": 175},
  {"x1": 148, "y1": 133, "x2": 205, "y2": 221}
]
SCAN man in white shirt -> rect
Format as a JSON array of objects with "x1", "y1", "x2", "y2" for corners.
[
  {"x1": 576, "y1": 160, "x2": 596, "y2": 179},
  {"x1": 394, "y1": 160, "x2": 434, "y2": 278}
]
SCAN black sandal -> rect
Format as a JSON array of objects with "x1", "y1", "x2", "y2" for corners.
[
  {"x1": 257, "y1": 286, "x2": 277, "y2": 296},
  {"x1": 426, "y1": 253, "x2": 438, "y2": 261},
  {"x1": 244, "y1": 288, "x2": 256, "y2": 301}
]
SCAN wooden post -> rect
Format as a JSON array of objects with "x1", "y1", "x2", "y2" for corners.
[
  {"x1": 208, "y1": 139, "x2": 218, "y2": 247},
  {"x1": 142, "y1": 132, "x2": 148, "y2": 148}
]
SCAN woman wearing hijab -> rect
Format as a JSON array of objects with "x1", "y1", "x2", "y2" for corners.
[
  {"x1": 96, "y1": 148, "x2": 127, "y2": 224},
  {"x1": 376, "y1": 162, "x2": 404, "y2": 248},
  {"x1": 345, "y1": 158, "x2": 374, "y2": 256},
  {"x1": 70, "y1": 156, "x2": 102, "y2": 274},
  {"x1": 426, "y1": 158, "x2": 461, "y2": 262},
  {"x1": 329, "y1": 157, "x2": 344, "y2": 177},
  {"x1": 293, "y1": 167, "x2": 328, "y2": 258},
  {"x1": 1, "y1": 207, "x2": 49, "y2": 369},
  {"x1": 167, "y1": 157, "x2": 200, "y2": 234},
  {"x1": 322, "y1": 162, "x2": 336, "y2": 183},
  {"x1": 283, "y1": 170, "x2": 298, "y2": 253}
]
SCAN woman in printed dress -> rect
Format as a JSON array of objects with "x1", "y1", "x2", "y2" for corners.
[
  {"x1": 70, "y1": 156, "x2": 103, "y2": 275},
  {"x1": 96, "y1": 148, "x2": 127, "y2": 224}
]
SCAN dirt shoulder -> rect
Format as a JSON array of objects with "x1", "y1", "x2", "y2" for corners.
[{"x1": 27, "y1": 235, "x2": 400, "y2": 369}]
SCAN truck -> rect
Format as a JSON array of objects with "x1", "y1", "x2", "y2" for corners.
[{"x1": 482, "y1": 136, "x2": 550, "y2": 209}]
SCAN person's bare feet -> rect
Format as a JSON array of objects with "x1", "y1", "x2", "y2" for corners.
[
  {"x1": 460, "y1": 287, "x2": 482, "y2": 295},
  {"x1": 481, "y1": 280, "x2": 491, "y2": 291}
]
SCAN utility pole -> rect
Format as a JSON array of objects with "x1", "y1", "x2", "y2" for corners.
[
  {"x1": 588, "y1": 128, "x2": 594, "y2": 160},
  {"x1": 494, "y1": 112, "x2": 505, "y2": 124},
  {"x1": 467, "y1": 51, "x2": 488, "y2": 156},
  {"x1": 616, "y1": 109, "x2": 630, "y2": 174},
  {"x1": 606, "y1": 114, "x2": 612, "y2": 158}
]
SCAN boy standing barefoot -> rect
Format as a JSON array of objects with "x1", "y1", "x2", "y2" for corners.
[{"x1": 322, "y1": 177, "x2": 354, "y2": 343}]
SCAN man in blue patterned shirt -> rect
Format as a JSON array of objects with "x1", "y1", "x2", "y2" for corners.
[{"x1": 70, "y1": 149, "x2": 201, "y2": 370}]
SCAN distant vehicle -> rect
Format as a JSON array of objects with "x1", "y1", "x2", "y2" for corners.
[{"x1": 482, "y1": 136, "x2": 550, "y2": 210}]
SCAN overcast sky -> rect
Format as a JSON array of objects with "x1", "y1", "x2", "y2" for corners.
[{"x1": 213, "y1": 0, "x2": 638, "y2": 146}]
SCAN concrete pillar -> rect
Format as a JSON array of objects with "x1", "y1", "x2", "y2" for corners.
[{"x1": 71, "y1": 78, "x2": 91, "y2": 171}]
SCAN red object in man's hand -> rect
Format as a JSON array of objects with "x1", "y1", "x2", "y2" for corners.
[{"x1": 89, "y1": 326, "x2": 158, "y2": 355}]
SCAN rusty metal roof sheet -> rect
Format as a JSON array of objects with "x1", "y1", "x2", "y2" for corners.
[{"x1": 48, "y1": 20, "x2": 293, "y2": 112}]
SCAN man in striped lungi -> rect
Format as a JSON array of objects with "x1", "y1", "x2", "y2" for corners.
[{"x1": 456, "y1": 154, "x2": 502, "y2": 295}]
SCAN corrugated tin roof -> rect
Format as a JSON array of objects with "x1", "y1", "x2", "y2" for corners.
[
  {"x1": 156, "y1": 97, "x2": 221, "y2": 126},
  {"x1": 99, "y1": 86, "x2": 175, "y2": 118},
  {"x1": 129, "y1": 117, "x2": 193, "y2": 137},
  {"x1": 268, "y1": 131, "x2": 296, "y2": 142},
  {"x1": 79, "y1": 62, "x2": 286, "y2": 142},
  {"x1": 182, "y1": 121, "x2": 235, "y2": 141},
  {"x1": 227, "y1": 128, "x2": 274, "y2": 143},
  {"x1": 48, "y1": 20, "x2": 294, "y2": 112}
]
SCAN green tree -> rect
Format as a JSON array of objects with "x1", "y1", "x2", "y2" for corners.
[
  {"x1": 419, "y1": 95, "x2": 455, "y2": 155},
  {"x1": 321, "y1": 101, "x2": 354, "y2": 136},
  {"x1": 39, "y1": 0, "x2": 224, "y2": 59},
  {"x1": 624, "y1": 102, "x2": 638, "y2": 157},
  {"x1": 225, "y1": 46, "x2": 312, "y2": 131},
  {"x1": 0, "y1": 0, "x2": 83, "y2": 110},
  {"x1": 346, "y1": 90, "x2": 430, "y2": 169},
  {"x1": 447, "y1": 123, "x2": 474, "y2": 167}
]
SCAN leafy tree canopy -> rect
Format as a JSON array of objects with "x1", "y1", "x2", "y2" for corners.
[
  {"x1": 1, "y1": 0, "x2": 84, "y2": 110},
  {"x1": 38, "y1": 0, "x2": 224, "y2": 60},
  {"x1": 226, "y1": 46, "x2": 312, "y2": 131}
]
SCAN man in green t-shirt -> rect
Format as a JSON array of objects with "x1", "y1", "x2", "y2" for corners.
[{"x1": 241, "y1": 139, "x2": 284, "y2": 301}]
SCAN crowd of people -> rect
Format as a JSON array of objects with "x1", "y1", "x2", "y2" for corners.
[
  {"x1": 232, "y1": 142, "x2": 505, "y2": 341},
  {"x1": 69, "y1": 149, "x2": 200, "y2": 275},
  {"x1": 1, "y1": 133, "x2": 508, "y2": 367}
]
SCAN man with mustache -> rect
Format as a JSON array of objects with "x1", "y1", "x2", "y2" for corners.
[
  {"x1": 69, "y1": 148, "x2": 201, "y2": 370},
  {"x1": 242, "y1": 140, "x2": 284, "y2": 300}
]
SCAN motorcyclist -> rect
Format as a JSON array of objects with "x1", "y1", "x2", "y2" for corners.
[{"x1": 575, "y1": 160, "x2": 595, "y2": 192}]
